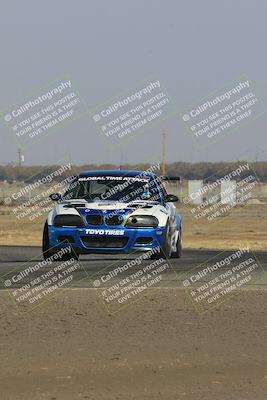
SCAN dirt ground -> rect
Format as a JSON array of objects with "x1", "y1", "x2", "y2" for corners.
[{"x1": 0, "y1": 288, "x2": 267, "y2": 400}]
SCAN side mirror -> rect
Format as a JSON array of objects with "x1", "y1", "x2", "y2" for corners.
[
  {"x1": 165, "y1": 194, "x2": 179, "y2": 203},
  {"x1": 49, "y1": 192, "x2": 62, "y2": 201}
]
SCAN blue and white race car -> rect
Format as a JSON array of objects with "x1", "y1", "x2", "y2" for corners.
[{"x1": 42, "y1": 170, "x2": 182, "y2": 260}]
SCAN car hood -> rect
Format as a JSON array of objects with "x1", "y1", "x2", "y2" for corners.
[{"x1": 51, "y1": 199, "x2": 169, "y2": 226}]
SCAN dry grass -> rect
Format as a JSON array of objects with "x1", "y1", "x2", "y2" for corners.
[
  {"x1": 0, "y1": 209, "x2": 44, "y2": 246},
  {"x1": 183, "y1": 204, "x2": 266, "y2": 250}
]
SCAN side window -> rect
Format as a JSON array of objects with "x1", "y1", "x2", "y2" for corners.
[
  {"x1": 155, "y1": 177, "x2": 167, "y2": 198},
  {"x1": 151, "y1": 177, "x2": 166, "y2": 202}
]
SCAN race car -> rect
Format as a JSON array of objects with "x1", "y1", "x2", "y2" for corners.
[{"x1": 42, "y1": 170, "x2": 182, "y2": 260}]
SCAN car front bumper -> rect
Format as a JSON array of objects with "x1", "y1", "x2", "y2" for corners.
[{"x1": 48, "y1": 225, "x2": 166, "y2": 254}]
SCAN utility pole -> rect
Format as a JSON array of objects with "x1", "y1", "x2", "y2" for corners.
[
  {"x1": 162, "y1": 128, "x2": 167, "y2": 175},
  {"x1": 18, "y1": 148, "x2": 22, "y2": 167}
]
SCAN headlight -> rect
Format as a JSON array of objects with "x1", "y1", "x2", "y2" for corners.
[
  {"x1": 54, "y1": 214, "x2": 84, "y2": 227},
  {"x1": 125, "y1": 215, "x2": 158, "y2": 228}
]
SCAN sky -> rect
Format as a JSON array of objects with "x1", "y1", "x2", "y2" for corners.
[{"x1": 0, "y1": 0, "x2": 266, "y2": 165}]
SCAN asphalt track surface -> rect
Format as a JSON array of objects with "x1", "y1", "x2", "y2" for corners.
[{"x1": 0, "y1": 245, "x2": 266, "y2": 289}]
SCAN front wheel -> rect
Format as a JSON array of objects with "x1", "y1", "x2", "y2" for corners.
[
  {"x1": 42, "y1": 221, "x2": 79, "y2": 261},
  {"x1": 150, "y1": 222, "x2": 172, "y2": 260},
  {"x1": 42, "y1": 221, "x2": 53, "y2": 260},
  {"x1": 171, "y1": 232, "x2": 182, "y2": 258}
]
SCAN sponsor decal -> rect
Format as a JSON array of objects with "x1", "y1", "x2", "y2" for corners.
[
  {"x1": 79, "y1": 176, "x2": 149, "y2": 183},
  {"x1": 85, "y1": 229, "x2": 125, "y2": 236}
]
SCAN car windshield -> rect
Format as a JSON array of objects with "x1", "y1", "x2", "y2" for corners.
[{"x1": 63, "y1": 175, "x2": 162, "y2": 203}]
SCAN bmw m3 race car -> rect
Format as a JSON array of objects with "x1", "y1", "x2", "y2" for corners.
[{"x1": 42, "y1": 170, "x2": 182, "y2": 260}]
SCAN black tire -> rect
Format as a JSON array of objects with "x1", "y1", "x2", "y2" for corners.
[
  {"x1": 42, "y1": 221, "x2": 53, "y2": 260},
  {"x1": 42, "y1": 221, "x2": 79, "y2": 261},
  {"x1": 171, "y1": 232, "x2": 182, "y2": 258},
  {"x1": 160, "y1": 222, "x2": 172, "y2": 259},
  {"x1": 150, "y1": 222, "x2": 172, "y2": 260}
]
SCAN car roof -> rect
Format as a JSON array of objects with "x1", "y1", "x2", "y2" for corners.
[{"x1": 78, "y1": 169, "x2": 157, "y2": 178}]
